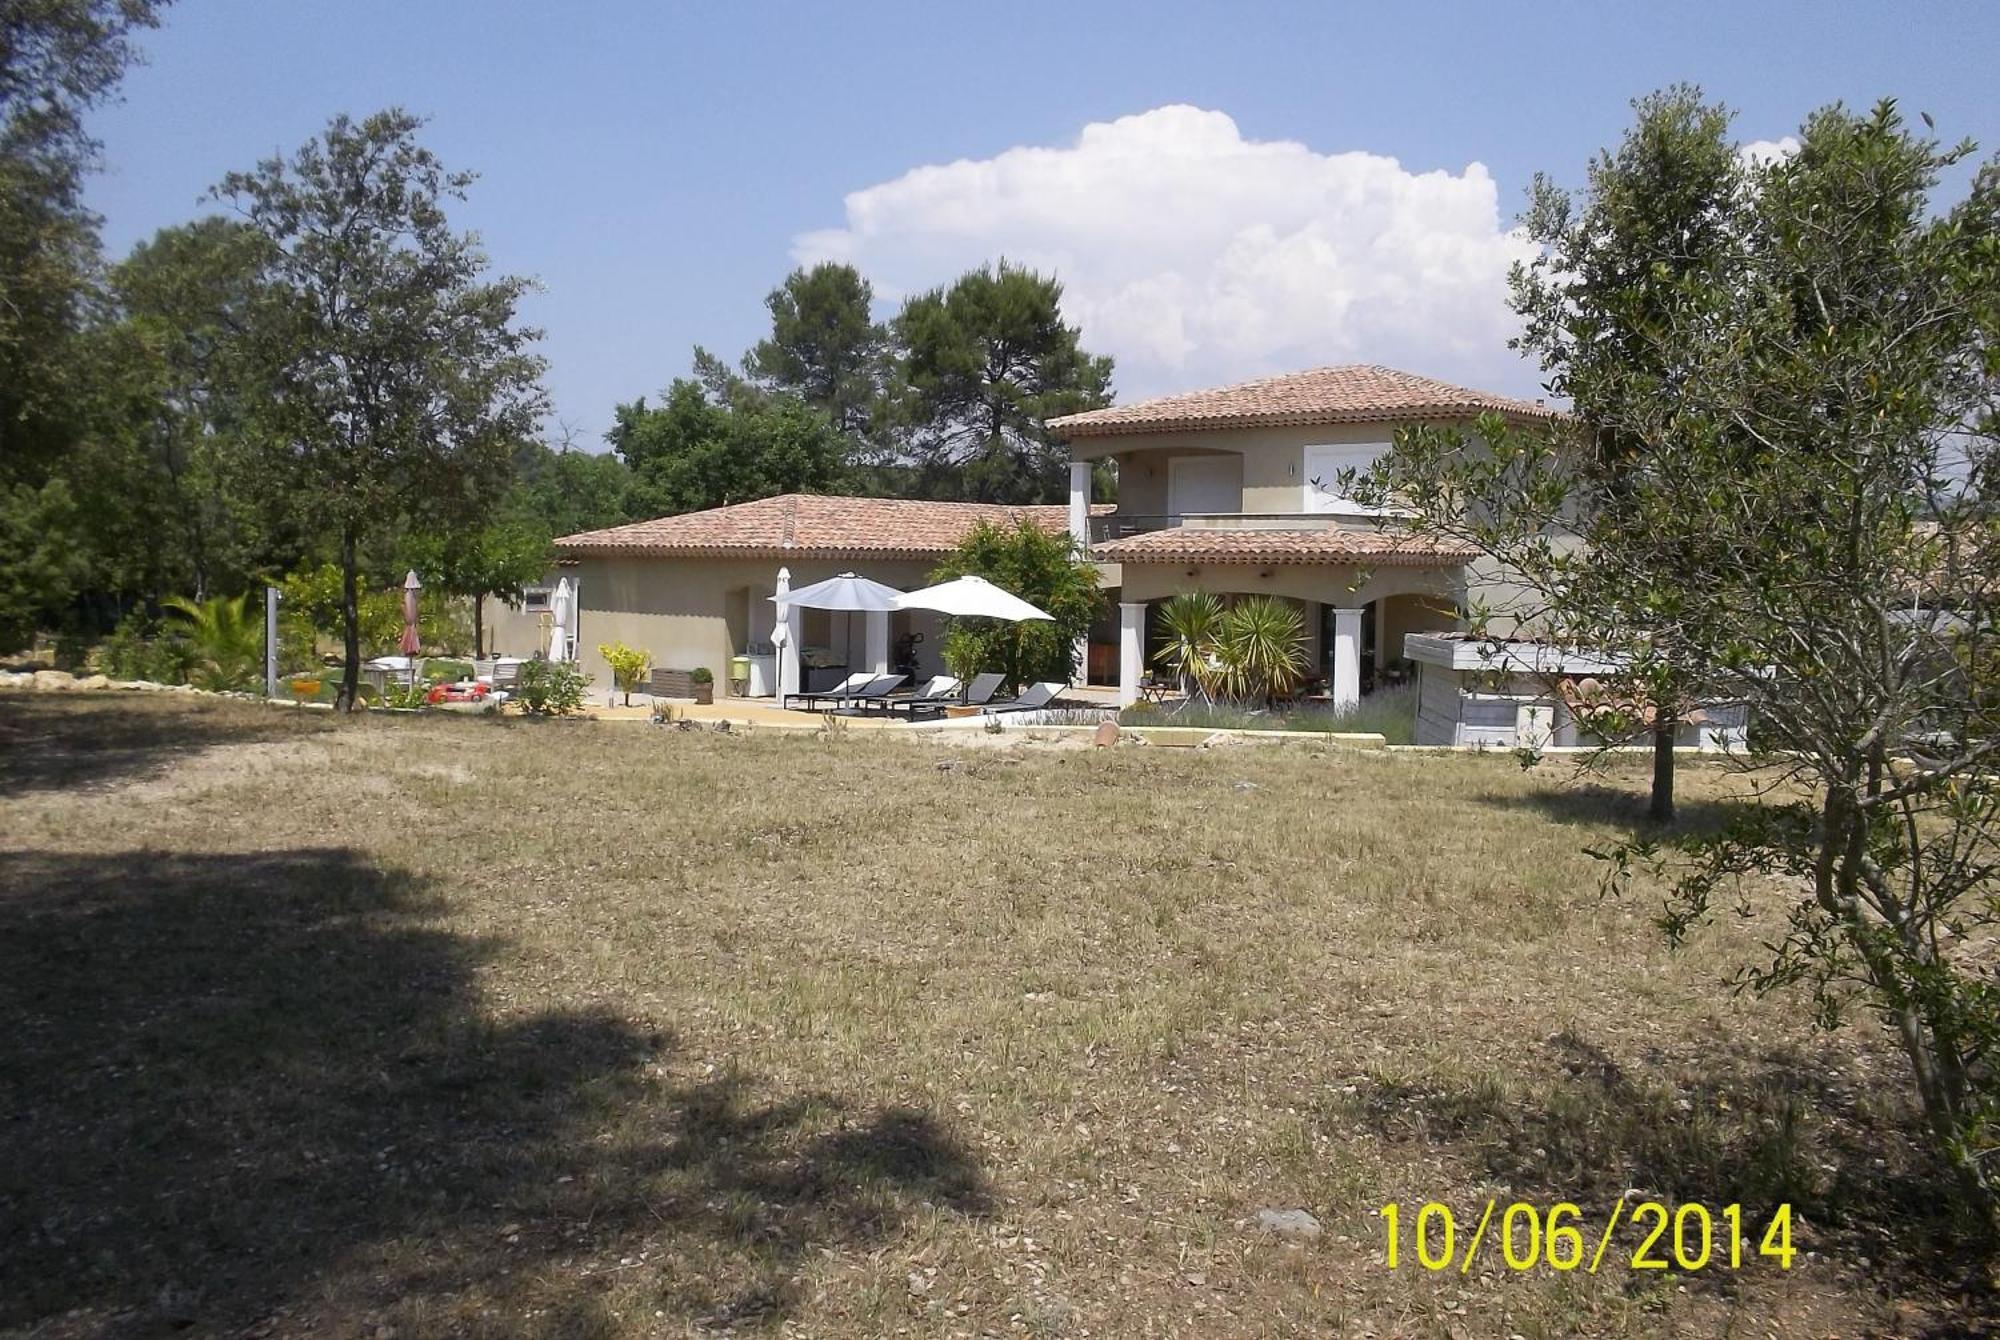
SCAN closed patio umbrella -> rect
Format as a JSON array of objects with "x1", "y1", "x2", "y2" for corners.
[
  {"x1": 548, "y1": 578, "x2": 571, "y2": 661},
  {"x1": 399, "y1": 570, "x2": 422, "y2": 690},
  {"x1": 399, "y1": 571, "x2": 422, "y2": 652},
  {"x1": 894, "y1": 575, "x2": 1052, "y2": 622}
]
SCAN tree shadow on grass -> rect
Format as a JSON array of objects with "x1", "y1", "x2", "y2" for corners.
[
  {"x1": 1475, "y1": 779, "x2": 1753, "y2": 839},
  {"x1": 0, "y1": 848, "x2": 987, "y2": 1337},
  {"x1": 1342, "y1": 1029, "x2": 1996, "y2": 1326},
  {"x1": 0, "y1": 693, "x2": 333, "y2": 795}
]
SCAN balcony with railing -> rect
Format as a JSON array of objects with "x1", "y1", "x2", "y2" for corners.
[{"x1": 1085, "y1": 511, "x2": 1377, "y2": 544}]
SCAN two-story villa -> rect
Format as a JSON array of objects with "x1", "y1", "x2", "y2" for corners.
[
  {"x1": 1049, "y1": 364, "x2": 1560, "y2": 708},
  {"x1": 508, "y1": 365, "x2": 1571, "y2": 730}
]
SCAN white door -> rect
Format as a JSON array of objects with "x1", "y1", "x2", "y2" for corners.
[{"x1": 1169, "y1": 455, "x2": 1239, "y2": 517}]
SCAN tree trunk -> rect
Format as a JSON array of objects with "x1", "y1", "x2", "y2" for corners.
[
  {"x1": 1648, "y1": 711, "x2": 1676, "y2": 823},
  {"x1": 336, "y1": 525, "x2": 361, "y2": 713},
  {"x1": 472, "y1": 595, "x2": 484, "y2": 665}
]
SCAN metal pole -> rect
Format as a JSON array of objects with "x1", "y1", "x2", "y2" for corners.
[{"x1": 265, "y1": 587, "x2": 280, "y2": 699}]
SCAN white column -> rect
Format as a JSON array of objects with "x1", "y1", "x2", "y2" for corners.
[
  {"x1": 1118, "y1": 601, "x2": 1146, "y2": 708},
  {"x1": 264, "y1": 586, "x2": 280, "y2": 698},
  {"x1": 1330, "y1": 606, "x2": 1363, "y2": 712},
  {"x1": 1068, "y1": 460, "x2": 1093, "y2": 546},
  {"x1": 865, "y1": 609, "x2": 890, "y2": 675}
]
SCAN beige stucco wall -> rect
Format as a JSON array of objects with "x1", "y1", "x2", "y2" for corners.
[
  {"x1": 529, "y1": 553, "x2": 956, "y2": 691},
  {"x1": 1082, "y1": 422, "x2": 1413, "y2": 516}
]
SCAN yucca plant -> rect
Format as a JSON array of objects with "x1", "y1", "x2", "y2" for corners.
[
  {"x1": 163, "y1": 593, "x2": 264, "y2": 692},
  {"x1": 1216, "y1": 595, "x2": 1308, "y2": 704},
  {"x1": 1152, "y1": 591, "x2": 1226, "y2": 699}
]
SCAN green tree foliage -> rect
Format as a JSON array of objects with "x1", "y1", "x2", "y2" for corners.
[
  {"x1": 0, "y1": 476, "x2": 90, "y2": 649},
  {"x1": 406, "y1": 518, "x2": 552, "y2": 658},
  {"x1": 608, "y1": 380, "x2": 844, "y2": 515},
  {"x1": 89, "y1": 218, "x2": 277, "y2": 601},
  {"x1": 277, "y1": 562, "x2": 467, "y2": 664},
  {"x1": 746, "y1": 262, "x2": 886, "y2": 438},
  {"x1": 0, "y1": 0, "x2": 164, "y2": 482},
  {"x1": 162, "y1": 591, "x2": 260, "y2": 691},
  {"x1": 1374, "y1": 93, "x2": 2000, "y2": 1226},
  {"x1": 503, "y1": 435, "x2": 634, "y2": 538},
  {"x1": 214, "y1": 109, "x2": 547, "y2": 710},
  {"x1": 0, "y1": 0, "x2": 164, "y2": 648},
  {"x1": 1516, "y1": 86, "x2": 1747, "y2": 821},
  {"x1": 890, "y1": 262, "x2": 1112, "y2": 503},
  {"x1": 928, "y1": 518, "x2": 1098, "y2": 691}
]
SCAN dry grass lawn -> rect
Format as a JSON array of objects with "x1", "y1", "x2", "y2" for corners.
[{"x1": 0, "y1": 694, "x2": 1986, "y2": 1338}]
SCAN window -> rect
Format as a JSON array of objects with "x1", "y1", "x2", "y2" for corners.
[{"x1": 521, "y1": 587, "x2": 551, "y2": 611}]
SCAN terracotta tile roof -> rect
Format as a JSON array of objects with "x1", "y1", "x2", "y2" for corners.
[
  {"x1": 556, "y1": 493, "x2": 1109, "y2": 559},
  {"x1": 1049, "y1": 364, "x2": 1560, "y2": 438},
  {"x1": 1090, "y1": 525, "x2": 1476, "y2": 567}
]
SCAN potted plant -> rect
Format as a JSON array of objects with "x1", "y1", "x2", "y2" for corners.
[
  {"x1": 597, "y1": 641, "x2": 653, "y2": 706},
  {"x1": 689, "y1": 666, "x2": 714, "y2": 705}
]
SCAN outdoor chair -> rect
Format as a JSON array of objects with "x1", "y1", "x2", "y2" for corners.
[
  {"x1": 837, "y1": 674, "x2": 907, "y2": 709},
  {"x1": 790, "y1": 671, "x2": 872, "y2": 709},
  {"x1": 875, "y1": 675, "x2": 961, "y2": 719},
  {"x1": 981, "y1": 681, "x2": 1064, "y2": 715},
  {"x1": 960, "y1": 672, "x2": 1006, "y2": 706}
]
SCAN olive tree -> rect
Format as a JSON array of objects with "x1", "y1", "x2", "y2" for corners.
[{"x1": 1374, "y1": 96, "x2": 2000, "y2": 1226}]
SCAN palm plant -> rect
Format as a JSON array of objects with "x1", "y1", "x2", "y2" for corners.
[
  {"x1": 163, "y1": 593, "x2": 263, "y2": 692},
  {"x1": 1152, "y1": 592, "x2": 1226, "y2": 699},
  {"x1": 1215, "y1": 595, "x2": 1307, "y2": 703}
]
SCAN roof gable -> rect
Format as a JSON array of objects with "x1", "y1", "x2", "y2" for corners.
[
  {"x1": 556, "y1": 493, "x2": 1100, "y2": 559},
  {"x1": 1049, "y1": 364, "x2": 1559, "y2": 438}
]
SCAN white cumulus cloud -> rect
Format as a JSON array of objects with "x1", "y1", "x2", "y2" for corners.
[
  {"x1": 795, "y1": 105, "x2": 1543, "y2": 401},
  {"x1": 1739, "y1": 135, "x2": 1803, "y2": 169}
]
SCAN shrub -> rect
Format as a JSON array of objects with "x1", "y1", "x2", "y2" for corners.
[
  {"x1": 597, "y1": 640, "x2": 652, "y2": 705},
  {"x1": 690, "y1": 666, "x2": 712, "y2": 684},
  {"x1": 381, "y1": 682, "x2": 428, "y2": 709},
  {"x1": 424, "y1": 659, "x2": 474, "y2": 685},
  {"x1": 100, "y1": 610, "x2": 197, "y2": 685},
  {"x1": 518, "y1": 656, "x2": 589, "y2": 716},
  {"x1": 164, "y1": 593, "x2": 263, "y2": 692}
]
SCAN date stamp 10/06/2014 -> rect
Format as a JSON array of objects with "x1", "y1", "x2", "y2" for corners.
[{"x1": 1379, "y1": 1199, "x2": 1795, "y2": 1274}]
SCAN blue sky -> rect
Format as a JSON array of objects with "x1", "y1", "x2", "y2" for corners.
[{"x1": 88, "y1": 1, "x2": 2000, "y2": 443}]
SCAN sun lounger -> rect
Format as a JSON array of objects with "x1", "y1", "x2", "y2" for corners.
[
  {"x1": 981, "y1": 681, "x2": 1064, "y2": 715},
  {"x1": 790, "y1": 671, "x2": 872, "y2": 709},
  {"x1": 960, "y1": 672, "x2": 1006, "y2": 706},
  {"x1": 875, "y1": 675, "x2": 961, "y2": 718},
  {"x1": 841, "y1": 674, "x2": 907, "y2": 708}
]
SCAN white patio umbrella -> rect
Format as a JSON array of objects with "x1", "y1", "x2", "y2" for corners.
[
  {"x1": 770, "y1": 572, "x2": 905, "y2": 691},
  {"x1": 547, "y1": 577, "x2": 572, "y2": 661},
  {"x1": 894, "y1": 575, "x2": 1053, "y2": 622}
]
